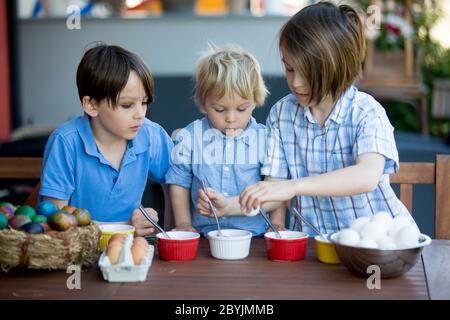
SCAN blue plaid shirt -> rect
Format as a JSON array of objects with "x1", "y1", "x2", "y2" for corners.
[
  {"x1": 261, "y1": 86, "x2": 411, "y2": 236},
  {"x1": 165, "y1": 116, "x2": 268, "y2": 236}
]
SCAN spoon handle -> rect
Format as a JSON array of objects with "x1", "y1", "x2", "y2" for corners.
[
  {"x1": 292, "y1": 208, "x2": 326, "y2": 241},
  {"x1": 200, "y1": 180, "x2": 222, "y2": 235},
  {"x1": 138, "y1": 205, "x2": 171, "y2": 239},
  {"x1": 259, "y1": 207, "x2": 282, "y2": 239}
]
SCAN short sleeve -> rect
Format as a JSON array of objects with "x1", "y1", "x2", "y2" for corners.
[
  {"x1": 261, "y1": 105, "x2": 290, "y2": 179},
  {"x1": 355, "y1": 113, "x2": 399, "y2": 174},
  {"x1": 165, "y1": 128, "x2": 193, "y2": 189},
  {"x1": 148, "y1": 125, "x2": 174, "y2": 184},
  {"x1": 40, "y1": 132, "x2": 76, "y2": 200}
]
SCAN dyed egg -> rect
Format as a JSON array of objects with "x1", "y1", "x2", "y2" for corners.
[
  {"x1": 359, "y1": 222, "x2": 386, "y2": 242},
  {"x1": 66, "y1": 214, "x2": 78, "y2": 227},
  {"x1": 0, "y1": 213, "x2": 8, "y2": 230},
  {"x1": 32, "y1": 215, "x2": 48, "y2": 223},
  {"x1": 338, "y1": 229, "x2": 360, "y2": 246},
  {"x1": 358, "y1": 238, "x2": 379, "y2": 249},
  {"x1": 38, "y1": 222, "x2": 50, "y2": 232},
  {"x1": 350, "y1": 217, "x2": 370, "y2": 233},
  {"x1": 371, "y1": 211, "x2": 393, "y2": 230},
  {"x1": 21, "y1": 222, "x2": 44, "y2": 234},
  {"x1": 37, "y1": 200, "x2": 58, "y2": 217},
  {"x1": 9, "y1": 215, "x2": 32, "y2": 230},
  {"x1": 48, "y1": 211, "x2": 74, "y2": 231},
  {"x1": 14, "y1": 205, "x2": 36, "y2": 219},
  {"x1": 61, "y1": 205, "x2": 77, "y2": 214},
  {"x1": 131, "y1": 243, "x2": 147, "y2": 265},
  {"x1": 0, "y1": 202, "x2": 15, "y2": 219},
  {"x1": 73, "y1": 208, "x2": 91, "y2": 226},
  {"x1": 107, "y1": 242, "x2": 122, "y2": 264}
]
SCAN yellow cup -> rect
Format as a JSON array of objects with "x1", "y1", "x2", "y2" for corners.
[
  {"x1": 315, "y1": 235, "x2": 341, "y2": 264},
  {"x1": 98, "y1": 224, "x2": 135, "y2": 251}
]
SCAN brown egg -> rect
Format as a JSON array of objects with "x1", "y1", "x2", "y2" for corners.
[
  {"x1": 133, "y1": 237, "x2": 149, "y2": 250},
  {"x1": 131, "y1": 243, "x2": 147, "y2": 265},
  {"x1": 107, "y1": 242, "x2": 122, "y2": 265},
  {"x1": 109, "y1": 234, "x2": 126, "y2": 244}
]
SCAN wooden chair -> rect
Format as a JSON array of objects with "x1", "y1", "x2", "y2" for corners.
[
  {"x1": 390, "y1": 154, "x2": 450, "y2": 239},
  {"x1": 0, "y1": 157, "x2": 42, "y2": 207},
  {"x1": 358, "y1": 0, "x2": 429, "y2": 136},
  {"x1": 432, "y1": 79, "x2": 450, "y2": 138}
]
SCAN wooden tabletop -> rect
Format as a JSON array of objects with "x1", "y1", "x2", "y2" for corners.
[{"x1": 1, "y1": 238, "x2": 449, "y2": 300}]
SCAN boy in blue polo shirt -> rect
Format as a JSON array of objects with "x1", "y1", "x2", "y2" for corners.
[
  {"x1": 40, "y1": 44, "x2": 173, "y2": 237},
  {"x1": 165, "y1": 45, "x2": 285, "y2": 236}
]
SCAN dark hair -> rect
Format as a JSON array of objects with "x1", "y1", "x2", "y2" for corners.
[
  {"x1": 76, "y1": 43, "x2": 154, "y2": 108},
  {"x1": 279, "y1": 1, "x2": 365, "y2": 104}
]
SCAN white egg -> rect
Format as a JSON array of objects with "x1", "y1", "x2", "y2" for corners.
[
  {"x1": 388, "y1": 215, "x2": 412, "y2": 238},
  {"x1": 395, "y1": 224, "x2": 421, "y2": 249},
  {"x1": 378, "y1": 236, "x2": 397, "y2": 250},
  {"x1": 244, "y1": 206, "x2": 260, "y2": 216},
  {"x1": 371, "y1": 211, "x2": 393, "y2": 229},
  {"x1": 350, "y1": 217, "x2": 370, "y2": 233},
  {"x1": 358, "y1": 238, "x2": 379, "y2": 249},
  {"x1": 338, "y1": 229, "x2": 360, "y2": 247},
  {"x1": 359, "y1": 222, "x2": 387, "y2": 242}
]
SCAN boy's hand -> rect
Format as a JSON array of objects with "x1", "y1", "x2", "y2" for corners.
[
  {"x1": 130, "y1": 207, "x2": 158, "y2": 237},
  {"x1": 171, "y1": 223, "x2": 198, "y2": 233},
  {"x1": 239, "y1": 180, "x2": 297, "y2": 213},
  {"x1": 197, "y1": 188, "x2": 228, "y2": 217}
]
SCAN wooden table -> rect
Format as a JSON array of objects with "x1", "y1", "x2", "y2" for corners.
[{"x1": 1, "y1": 239, "x2": 449, "y2": 300}]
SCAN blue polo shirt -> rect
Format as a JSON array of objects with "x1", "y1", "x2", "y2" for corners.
[
  {"x1": 40, "y1": 114, "x2": 173, "y2": 222},
  {"x1": 165, "y1": 116, "x2": 268, "y2": 236}
]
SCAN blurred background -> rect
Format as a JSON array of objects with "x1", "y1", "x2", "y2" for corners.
[{"x1": 0, "y1": 0, "x2": 449, "y2": 235}]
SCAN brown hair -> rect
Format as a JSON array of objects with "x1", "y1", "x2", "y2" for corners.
[
  {"x1": 279, "y1": 1, "x2": 365, "y2": 104},
  {"x1": 76, "y1": 43, "x2": 154, "y2": 108}
]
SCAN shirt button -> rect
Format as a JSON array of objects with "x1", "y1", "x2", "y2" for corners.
[
  {"x1": 224, "y1": 166, "x2": 229, "y2": 172},
  {"x1": 113, "y1": 177, "x2": 118, "y2": 183}
]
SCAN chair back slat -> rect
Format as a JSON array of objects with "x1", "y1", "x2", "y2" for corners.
[
  {"x1": 0, "y1": 158, "x2": 42, "y2": 179},
  {"x1": 399, "y1": 184, "x2": 413, "y2": 214},
  {"x1": 435, "y1": 155, "x2": 450, "y2": 240}
]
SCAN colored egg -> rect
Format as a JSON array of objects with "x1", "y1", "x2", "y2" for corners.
[
  {"x1": 37, "y1": 200, "x2": 58, "y2": 217},
  {"x1": 48, "y1": 211, "x2": 74, "y2": 231},
  {"x1": 31, "y1": 215, "x2": 48, "y2": 223},
  {"x1": 21, "y1": 222, "x2": 44, "y2": 234},
  {"x1": 0, "y1": 202, "x2": 15, "y2": 219},
  {"x1": 0, "y1": 213, "x2": 8, "y2": 230},
  {"x1": 73, "y1": 208, "x2": 91, "y2": 226},
  {"x1": 15, "y1": 205, "x2": 36, "y2": 219},
  {"x1": 61, "y1": 205, "x2": 77, "y2": 214},
  {"x1": 38, "y1": 222, "x2": 50, "y2": 232},
  {"x1": 9, "y1": 215, "x2": 32, "y2": 230}
]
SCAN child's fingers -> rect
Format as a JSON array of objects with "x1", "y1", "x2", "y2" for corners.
[{"x1": 135, "y1": 226, "x2": 155, "y2": 237}]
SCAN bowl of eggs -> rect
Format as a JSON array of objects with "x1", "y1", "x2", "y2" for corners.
[
  {"x1": 329, "y1": 212, "x2": 432, "y2": 278},
  {"x1": 264, "y1": 230, "x2": 308, "y2": 261},
  {"x1": 156, "y1": 231, "x2": 200, "y2": 261}
]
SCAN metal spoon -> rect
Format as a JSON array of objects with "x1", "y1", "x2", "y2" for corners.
[
  {"x1": 138, "y1": 205, "x2": 171, "y2": 239},
  {"x1": 259, "y1": 207, "x2": 282, "y2": 239},
  {"x1": 292, "y1": 207, "x2": 327, "y2": 241},
  {"x1": 200, "y1": 180, "x2": 223, "y2": 237}
]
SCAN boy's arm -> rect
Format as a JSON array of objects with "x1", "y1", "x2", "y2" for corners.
[
  {"x1": 170, "y1": 184, "x2": 197, "y2": 232},
  {"x1": 239, "y1": 153, "x2": 385, "y2": 212},
  {"x1": 161, "y1": 184, "x2": 174, "y2": 230},
  {"x1": 269, "y1": 203, "x2": 287, "y2": 231}
]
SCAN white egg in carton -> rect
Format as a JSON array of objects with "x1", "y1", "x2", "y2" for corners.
[
  {"x1": 98, "y1": 234, "x2": 154, "y2": 282},
  {"x1": 335, "y1": 211, "x2": 429, "y2": 250}
]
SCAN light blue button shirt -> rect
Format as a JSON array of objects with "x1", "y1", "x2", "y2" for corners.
[
  {"x1": 261, "y1": 86, "x2": 412, "y2": 236},
  {"x1": 40, "y1": 114, "x2": 173, "y2": 222},
  {"x1": 165, "y1": 116, "x2": 268, "y2": 236}
]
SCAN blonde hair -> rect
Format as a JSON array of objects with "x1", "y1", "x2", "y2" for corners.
[
  {"x1": 279, "y1": 1, "x2": 365, "y2": 104},
  {"x1": 194, "y1": 44, "x2": 268, "y2": 109}
]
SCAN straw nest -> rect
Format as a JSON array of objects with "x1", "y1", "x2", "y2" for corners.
[{"x1": 0, "y1": 224, "x2": 100, "y2": 272}]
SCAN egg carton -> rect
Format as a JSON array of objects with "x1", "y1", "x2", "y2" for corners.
[{"x1": 98, "y1": 234, "x2": 154, "y2": 282}]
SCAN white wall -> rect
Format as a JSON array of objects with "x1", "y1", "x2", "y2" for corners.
[{"x1": 19, "y1": 15, "x2": 288, "y2": 127}]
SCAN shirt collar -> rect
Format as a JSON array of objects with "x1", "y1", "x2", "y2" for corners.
[
  {"x1": 203, "y1": 116, "x2": 259, "y2": 147},
  {"x1": 301, "y1": 86, "x2": 356, "y2": 126},
  {"x1": 77, "y1": 114, "x2": 150, "y2": 166}
]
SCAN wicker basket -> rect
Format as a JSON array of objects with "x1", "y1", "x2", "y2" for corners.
[{"x1": 0, "y1": 224, "x2": 101, "y2": 272}]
